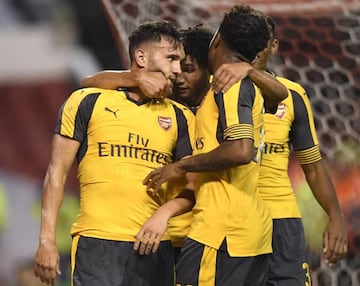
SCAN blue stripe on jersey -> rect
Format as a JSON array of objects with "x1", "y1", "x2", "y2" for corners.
[
  {"x1": 172, "y1": 104, "x2": 193, "y2": 161},
  {"x1": 75, "y1": 92, "x2": 101, "y2": 163},
  {"x1": 290, "y1": 90, "x2": 316, "y2": 151}
]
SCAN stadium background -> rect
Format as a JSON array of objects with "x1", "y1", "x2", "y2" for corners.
[{"x1": 0, "y1": 0, "x2": 359, "y2": 285}]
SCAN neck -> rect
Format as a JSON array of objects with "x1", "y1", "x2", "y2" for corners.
[
  {"x1": 212, "y1": 51, "x2": 242, "y2": 75},
  {"x1": 127, "y1": 88, "x2": 147, "y2": 101},
  {"x1": 195, "y1": 83, "x2": 211, "y2": 105}
]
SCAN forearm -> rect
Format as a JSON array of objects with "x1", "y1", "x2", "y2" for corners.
[
  {"x1": 81, "y1": 70, "x2": 136, "y2": 89},
  {"x1": 247, "y1": 68, "x2": 287, "y2": 110},
  {"x1": 302, "y1": 160, "x2": 342, "y2": 217},
  {"x1": 39, "y1": 169, "x2": 66, "y2": 244},
  {"x1": 154, "y1": 189, "x2": 194, "y2": 222},
  {"x1": 177, "y1": 139, "x2": 253, "y2": 173}
]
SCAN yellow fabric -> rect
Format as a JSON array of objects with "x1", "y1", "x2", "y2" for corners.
[
  {"x1": 70, "y1": 235, "x2": 80, "y2": 286},
  {"x1": 258, "y1": 77, "x2": 321, "y2": 219},
  {"x1": 57, "y1": 87, "x2": 194, "y2": 242},
  {"x1": 198, "y1": 245, "x2": 217, "y2": 286},
  {"x1": 188, "y1": 80, "x2": 272, "y2": 257},
  {"x1": 163, "y1": 102, "x2": 195, "y2": 247},
  {"x1": 165, "y1": 178, "x2": 193, "y2": 247}
]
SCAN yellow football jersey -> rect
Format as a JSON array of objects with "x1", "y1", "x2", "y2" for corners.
[
  {"x1": 163, "y1": 100, "x2": 196, "y2": 247},
  {"x1": 258, "y1": 76, "x2": 322, "y2": 219},
  {"x1": 188, "y1": 78, "x2": 272, "y2": 257},
  {"x1": 55, "y1": 87, "x2": 194, "y2": 241}
]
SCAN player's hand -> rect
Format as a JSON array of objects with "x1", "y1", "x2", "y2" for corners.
[
  {"x1": 138, "y1": 71, "x2": 173, "y2": 99},
  {"x1": 134, "y1": 211, "x2": 168, "y2": 255},
  {"x1": 212, "y1": 62, "x2": 252, "y2": 93},
  {"x1": 323, "y1": 213, "x2": 348, "y2": 266},
  {"x1": 143, "y1": 163, "x2": 186, "y2": 195},
  {"x1": 34, "y1": 240, "x2": 61, "y2": 285}
]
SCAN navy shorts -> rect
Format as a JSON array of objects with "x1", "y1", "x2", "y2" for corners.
[
  {"x1": 72, "y1": 236, "x2": 174, "y2": 286},
  {"x1": 176, "y1": 238, "x2": 270, "y2": 286},
  {"x1": 267, "y1": 218, "x2": 312, "y2": 286}
]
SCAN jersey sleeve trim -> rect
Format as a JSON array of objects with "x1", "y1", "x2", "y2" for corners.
[
  {"x1": 295, "y1": 145, "x2": 322, "y2": 164},
  {"x1": 224, "y1": 124, "x2": 254, "y2": 141}
]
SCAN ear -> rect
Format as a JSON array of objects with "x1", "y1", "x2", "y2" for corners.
[
  {"x1": 134, "y1": 48, "x2": 146, "y2": 68},
  {"x1": 270, "y1": 39, "x2": 279, "y2": 55}
]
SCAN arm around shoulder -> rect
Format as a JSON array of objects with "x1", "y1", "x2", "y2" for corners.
[
  {"x1": 247, "y1": 67, "x2": 288, "y2": 112},
  {"x1": 81, "y1": 70, "x2": 134, "y2": 89},
  {"x1": 81, "y1": 70, "x2": 173, "y2": 98}
]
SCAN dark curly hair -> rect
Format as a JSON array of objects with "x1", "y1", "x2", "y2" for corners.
[
  {"x1": 128, "y1": 20, "x2": 181, "y2": 61},
  {"x1": 180, "y1": 24, "x2": 214, "y2": 69},
  {"x1": 265, "y1": 15, "x2": 276, "y2": 37},
  {"x1": 218, "y1": 4, "x2": 270, "y2": 62}
]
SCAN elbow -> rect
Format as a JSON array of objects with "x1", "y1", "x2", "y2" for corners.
[
  {"x1": 230, "y1": 148, "x2": 253, "y2": 166},
  {"x1": 278, "y1": 85, "x2": 288, "y2": 101},
  {"x1": 240, "y1": 152, "x2": 253, "y2": 165},
  {"x1": 268, "y1": 85, "x2": 288, "y2": 106},
  {"x1": 223, "y1": 139, "x2": 254, "y2": 166}
]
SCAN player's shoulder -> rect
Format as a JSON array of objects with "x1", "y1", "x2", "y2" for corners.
[
  {"x1": 69, "y1": 87, "x2": 114, "y2": 99},
  {"x1": 275, "y1": 76, "x2": 306, "y2": 94},
  {"x1": 166, "y1": 98, "x2": 195, "y2": 116},
  {"x1": 226, "y1": 77, "x2": 254, "y2": 96},
  {"x1": 68, "y1": 88, "x2": 125, "y2": 106},
  {"x1": 166, "y1": 98, "x2": 186, "y2": 108}
]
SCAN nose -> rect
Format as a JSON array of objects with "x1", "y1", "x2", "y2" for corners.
[
  {"x1": 176, "y1": 73, "x2": 185, "y2": 85},
  {"x1": 172, "y1": 60, "x2": 182, "y2": 75}
]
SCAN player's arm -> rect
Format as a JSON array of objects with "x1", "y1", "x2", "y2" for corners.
[
  {"x1": 34, "y1": 134, "x2": 80, "y2": 285},
  {"x1": 212, "y1": 62, "x2": 287, "y2": 112},
  {"x1": 144, "y1": 80, "x2": 255, "y2": 192},
  {"x1": 301, "y1": 161, "x2": 347, "y2": 264},
  {"x1": 81, "y1": 70, "x2": 172, "y2": 98},
  {"x1": 134, "y1": 176, "x2": 195, "y2": 255},
  {"x1": 144, "y1": 138, "x2": 253, "y2": 191},
  {"x1": 291, "y1": 87, "x2": 347, "y2": 265},
  {"x1": 135, "y1": 107, "x2": 196, "y2": 254}
]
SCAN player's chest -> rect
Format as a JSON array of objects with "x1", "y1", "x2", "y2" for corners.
[
  {"x1": 264, "y1": 102, "x2": 293, "y2": 143},
  {"x1": 88, "y1": 101, "x2": 178, "y2": 150}
]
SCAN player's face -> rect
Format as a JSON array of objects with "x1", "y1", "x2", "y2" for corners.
[
  {"x1": 146, "y1": 36, "x2": 185, "y2": 84},
  {"x1": 173, "y1": 55, "x2": 210, "y2": 107}
]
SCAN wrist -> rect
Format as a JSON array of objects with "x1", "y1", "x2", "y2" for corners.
[
  {"x1": 328, "y1": 209, "x2": 344, "y2": 220},
  {"x1": 176, "y1": 159, "x2": 189, "y2": 175},
  {"x1": 246, "y1": 65, "x2": 256, "y2": 77},
  {"x1": 157, "y1": 206, "x2": 174, "y2": 220},
  {"x1": 133, "y1": 70, "x2": 142, "y2": 86},
  {"x1": 39, "y1": 236, "x2": 56, "y2": 245}
]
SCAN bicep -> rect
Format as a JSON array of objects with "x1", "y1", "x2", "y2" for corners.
[{"x1": 46, "y1": 134, "x2": 80, "y2": 182}]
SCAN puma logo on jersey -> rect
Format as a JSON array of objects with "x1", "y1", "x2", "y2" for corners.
[{"x1": 104, "y1": 107, "x2": 119, "y2": 118}]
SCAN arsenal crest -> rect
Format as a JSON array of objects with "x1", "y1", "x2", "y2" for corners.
[
  {"x1": 275, "y1": 103, "x2": 286, "y2": 119},
  {"x1": 158, "y1": 116, "x2": 172, "y2": 130}
]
